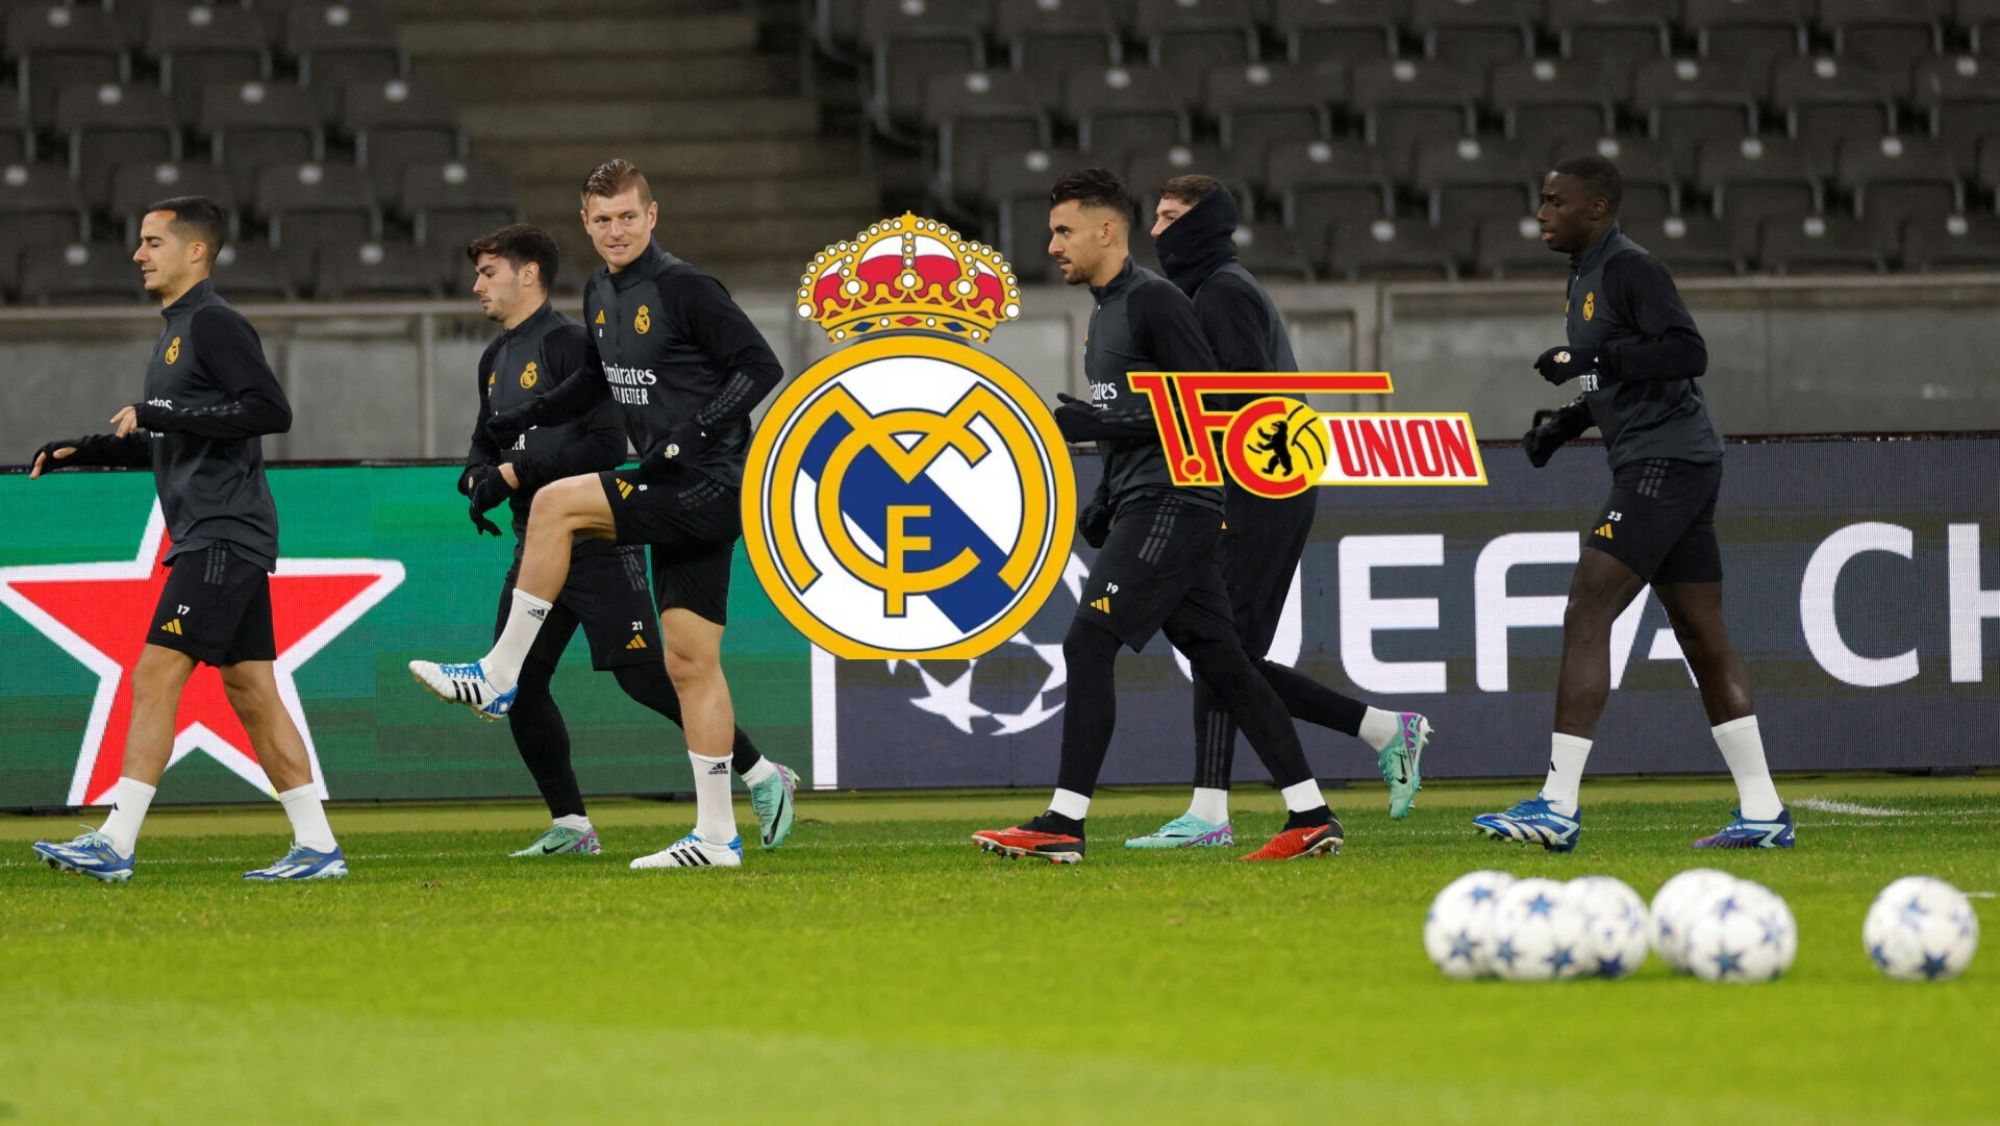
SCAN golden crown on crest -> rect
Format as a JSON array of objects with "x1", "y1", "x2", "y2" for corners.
[{"x1": 796, "y1": 212, "x2": 1022, "y2": 345}]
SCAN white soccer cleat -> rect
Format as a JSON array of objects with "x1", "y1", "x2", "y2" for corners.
[
  {"x1": 629, "y1": 830, "x2": 743, "y2": 870},
  {"x1": 408, "y1": 659, "x2": 516, "y2": 721}
]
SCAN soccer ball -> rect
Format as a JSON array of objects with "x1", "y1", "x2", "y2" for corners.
[
  {"x1": 1863, "y1": 876, "x2": 1980, "y2": 982},
  {"x1": 1680, "y1": 879, "x2": 1795, "y2": 984},
  {"x1": 1490, "y1": 877, "x2": 1590, "y2": 982},
  {"x1": 1423, "y1": 870, "x2": 1516, "y2": 979},
  {"x1": 1569, "y1": 875, "x2": 1650, "y2": 979},
  {"x1": 1649, "y1": 868, "x2": 1738, "y2": 973}
]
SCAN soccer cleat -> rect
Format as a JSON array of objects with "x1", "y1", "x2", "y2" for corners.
[
  {"x1": 408, "y1": 659, "x2": 516, "y2": 721},
  {"x1": 1124, "y1": 813, "x2": 1233, "y2": 849},
  {"x1": 1241, "y1": 817, "x2": 1345, "y2": 861},
  {"x1": 244, "y1": 842, "x2": 348, "y2": 880},
  {"x1": 971, "y1": 814, "x2": 1085, "y2": 864},
  {"x1": 32, "y1": 828, "x2": 134, "y2": 883},
  {"x1": 1378, "y1": 712, "x2": 1432, "y2": 819},
  {"x1": 629, "y1": 831, "x2": 742, "y2": 870},
  {"x1": 748, "y1": 761, "x2": 799, "y2": 850},
  {"x1": 1473, "y1": 794, "x2": 1581, "y2": 853},
  {"x1": 509, "y1": 825, "x2": 602, "y2": 857},
  {"x1": 1693, "y1": 807, "x2": 1795, "y2": 850}
]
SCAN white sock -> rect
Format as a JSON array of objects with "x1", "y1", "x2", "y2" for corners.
[
  {"x1": 1357, "y1": 706, "x2": 1401, "y2": 751},
  {"x1": 740, "y1": 756, "x2": 775, "y2": 786},
  {"x1": 689, "y1": 751, "x2": 737, "y2": 844},
  {"x1": 1543, "y1": 733, "x2": 1593, "y2": 816},
  {"x1": 1714, "y1": 715, "x2": 1784, "y2": 820},
  {"x1": 1279, "y1": 778, "x2": 1326, "y2": 813},
  {"x1": 1187, "y1": 786, "x2": 1229, "y2": 825},
  {"x1": 553, "y1": 814, "x2": 592, "y2": 833},
  {"x1": 482, "y1": 589, "x2": 553, "y2": 692},
  {"x1": 1049, "y1": 788, "x2": 1090, "y2": 822},
  {"x1": 99, "y1": 776, "x2": 157, "y2": 857},
  {"x1": 277, "y1": 784, "x2": 337, "y2": 852}
]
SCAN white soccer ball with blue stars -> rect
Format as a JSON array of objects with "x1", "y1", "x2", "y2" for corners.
[
  {"x1": 1863, "y1": 876, "x2": 1980, "y2": 982},
  {"x1": 1569, "y1": 875, "x2": 1650, "y2": 979},
  {"x1": 1649, "y1": 867, "x2": 1738, "y2": 973},
  {"x1": 1490, "y1": 877, "x2": 1590, "y2": 982},
  {"x1": 1680, "y1": 878, "x2": 1796, "y2": 984},
  {"x1": 1423, "y1": 870, "x2": 1516, "y2": 979}
]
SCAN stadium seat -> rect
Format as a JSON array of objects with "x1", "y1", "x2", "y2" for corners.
[
  {"x1": 1327, "y1": 217, "x2": 1458, "y2": 280},
  {"x1": 1899, "y1": 211, "x2": 2000, "y2": 269},
  {"x1": 312, "y1": 239, "x2": 438, "y2": 299},
  {"x1": 993, "y1": 0, "x2": 1121, "y2": 87},
  {"x1": 0, "y1": 88, "x2": 27, "y2": 166},
  {"x1": 1351, "y1": 58, "x2": 1482, "y2": 174},
  {"x1": 1769, "y1": 56, "x2": 1903, "y2": 169},
  {"x1": 1628, "y1": 212, "x2": 1739, "y2": 275},
  {"x1": 1229, "y1": 221, "x2": 1315, "y2": 281},
  {"x1": 1631, "y1": 57, "x2": 1764, "y2": 167},
  {"x1": 859, "y1": 0, "x2": 990, "y2": 129},
  {"x1": 1411, "y1": 0, "x2": 1537, "y2": 70},
  {"x1": 1965, "y1": 0, "x2": 2000, "y2": 55},
  {"x1": 1131, "y1": 0, "x2": 1260, "y2": 73},
  {"x1": 0, "y1": 164, "x2": 87, "y2": 298},
  {"x1": 255, "y1": 160, "x2": 378, "y2": 252},
  {"x1": 980, "y1": 147, "x2": 1079, "y2": 280},
  {"x1": 922, "y1": 69, "x2": 1052, "y2": 203},
  {"x1": 5, "y1": 3, "x2": 129, "y2": 122},
  {"x1": 1272, "y1": 0, "x2": 1404, "y2": 67},
  {"x1": 1474, "y1": 215, "x2": 1571, "y2": 279},
  {"x1": 53, "y1": 82, "x2": 180, "y2": 208},
  {"x1": 200, "y1": 79, "x2": 324, "y2": 199},
  {"x1": 146, "y1": 1, "x2": 273, "y2": 121},
  {"x1": 400, "y1": 160, "x2": 518, "y2": 288},
  {"x1": 1683, "y1": 0, "x2": 1808, "y2": 61},
  {"x1": 1695, "y1": 135, "x2": 1822, "y2": 231},
  {"x1": 1817, "y1": 0, "x2": 1946, "y2": 70},
  {"x1": 1978, "y1": 134, "x2": 2000, "y2": 197},
  {"x1": 1267, "y1": 138, "x2": 1395, "y2": 250},
  {"x1": 1836, "y1": 134, "x2": 1961, "y2": 238},
  {"x1": 284, "y1": 1, "x2": 405, "y2": 115},
  {"x1": 1412, "y1": 136, "x2": 1536, "y2": 232},
  {"x1": 210, "y1": 240, "x2": 298, "y2": 302},
  {"x1": 1490, "y1": 59, "x2": 1615, "y2": 156},
  {"x1": 1202, "y1": 61, "x2": 1342, "y2": 167},
  {"x1": 1756, "y1": 214, "x2": 1885, "y2": 273},
  {"x1": 1545, "y1": 136, "x2": 1681, "y2": 221},
  {"x1": 1547, "y1": 0, "x2": 1671, "y2": 78},
  {"x1": 1911, "y1": 54, "x2": 2000, "y2": 170},
  {"x1": 1124, "y1": 143, "x2": 1253, "y2": 215},
  {"x1": 340, "y1": 75, "x2": 464, "y2": 199},
  {"x1": 19, "y1": 242, "x2": 144, "y2": 306},
  {"x1": 108, "y1": 160, "x2": 237, "y2": 242},
  {"x1": 1063, "y1": 65, "x2": 1191, "y2": 157}
]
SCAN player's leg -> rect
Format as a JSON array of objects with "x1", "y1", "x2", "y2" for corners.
[
  {"x1": 609, "y1": 660, "x2": 797, "y2": 849},
  {"x1": 630, "y1": 606, "x2": 746, "y2": 869},
  {"x1": 222, "y1": 659, "x2": 347, "y2": 879}
]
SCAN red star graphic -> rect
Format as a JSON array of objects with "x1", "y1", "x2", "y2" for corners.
[{"x1": 0, "y1": 502, "x2": 404, "y2": 806}]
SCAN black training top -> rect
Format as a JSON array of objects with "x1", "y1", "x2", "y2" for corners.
[
  {"x1": 1562, "y1": 223, "x2": 1723, "y2": 468},
  {"x1": 465, "y1": 300, "x2": 627, "y2": 538},
  {"x1": 62, "y1": 280, "x2": 292, "y2": 570},
  {"x1": 1082, "y1": 256, "x2": 1223, "y2": 513}
]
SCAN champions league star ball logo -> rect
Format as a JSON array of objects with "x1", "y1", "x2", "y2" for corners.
[{"x1": 744, "y1": 213, "x2": 1076, "y2": 660}]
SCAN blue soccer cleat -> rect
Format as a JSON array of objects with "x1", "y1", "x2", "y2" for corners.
[
  {"x1": 32, "y1": 828, "x2": 134, "y2": 883},
  {"x1": 1693, "y1": 807, "x2": 1795, "y2": 850},
  {"x1": 408, "y1": 659, "x2": 516, "y2": 721},
  {"x1": 1125, "y1": 813, "x2": 1233, "y2": 849},
  {"x1": 1473, "y1": 794, "x2": 1582, "y2": 853},
  {"x1": 245, "y1": 842, "x2": 349, "y2": 880}
]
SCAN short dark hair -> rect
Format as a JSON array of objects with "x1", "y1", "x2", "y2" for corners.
[
  {"x1": 1551, "y1": 154, "x2": 1623, "y2": 214},
  {"x1": 1050, "y1": 168, "x2": 1135, "y2": 225},
  {"x1": 581, "y1": 158, "x2": 653, "y2": 209},
  {"x1": 145, "y1": 195, "x2": 229, "y2": 257},
  {"x1": 1159, "y1": 174, "x2": 1224, "y2": 206},
  {"x1": 466, "y1": 223, "x2": 559, "y2": 291}
]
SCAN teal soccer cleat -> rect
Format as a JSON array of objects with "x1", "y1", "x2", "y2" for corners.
[{"x1": 1124, "y1": 813, "x2": 1234, "y2": 849}]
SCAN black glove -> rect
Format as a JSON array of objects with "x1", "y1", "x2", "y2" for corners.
[
  {"x1": 466, "y1": 467, "x2": 512, "y2": 535},
  {"x1": 457, "y1": 464, "x2": 490, "y2": 497},
  {"x1": 1522, "y1": 422, "x2": 1565, "y2": 468},
  {"x1": 632, "y1": 421, "x2": 713, "y2": 483},
  {"x1": 469, "y1": 507, "x2": 503, "y2": 536},
  {"x1": 30, "y1": 438, "x2": 82, "y2": 473},
  {"x1": 483, "y1": 401, "x2": 541, "y2": 449},
  {"x1": 1533, "y1": 346, "x2": 1597, "y2": 387},
  {"x1": 1053, "y1": 393, "x2": 1117, "y2": 443},
  {"x1": 1077, "y1": 495, "x2": 1111, "y2": 549}
]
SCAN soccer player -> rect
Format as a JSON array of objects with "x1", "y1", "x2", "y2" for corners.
[
  {"x1": 27, "y1": 196, "x2": 344, "y2": 881},
  {"x1": 411, "y1": 160, "x2": 791, "y2": 870},
  {"x1": 972, "y1": 169, "x2": 1347, "y2": 864},
  {"x1": 457, "y1": 223, "x2": 799, "y2": 857},
  {"x1": 1474, "y1": 155, "x2": 1792, "y2": 852},
  {"x1": 1125, "y1": 175, "x2": 1433, "y2": 851}
]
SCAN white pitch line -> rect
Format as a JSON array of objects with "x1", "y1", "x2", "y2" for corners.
[{"x1": 1795, "y1": 798, "x2": 1920, "y2": 817}]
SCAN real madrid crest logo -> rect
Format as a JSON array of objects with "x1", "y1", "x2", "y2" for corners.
[
  {"x1": 520, "y1": 360, "x2": 538, "y2": 389},
  {"x1": 1583, "y1": 291, "x2": 1595, "y2": 321},
  {"x1": 633, "y1": 305, "x2": 651, "y2": 334},
  {"x1": 165, "y1": 336, "x2": 181, "y2": 365},
  {"x1": 743, "y1": 213, "x2": 1075, "y2": 659}
]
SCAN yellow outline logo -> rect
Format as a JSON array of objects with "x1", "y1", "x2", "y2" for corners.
[
  {"x1": 1583, "y1": 291, "x2": 1596, "y2": 321},
  {"x1": 633, "y1": 305, "x2": 651, "y2": 334},
  {"x1": 164, "y1": 337, "x2": 181, "y2": 365},
  {"x1": 520, "y1": 360, "x2": 538, "y2": 389}
]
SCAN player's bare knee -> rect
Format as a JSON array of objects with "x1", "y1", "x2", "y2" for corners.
[{"x1": 664, "y1": 646, "x2": 717, "y2": 688}]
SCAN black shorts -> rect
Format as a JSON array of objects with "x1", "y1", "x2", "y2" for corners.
[
  {"x1": 150, "y1": 543, "x2": 276, "y2": 666},
  {"x1": 1076, "y1": 494, "x2": 1236, "y2": 652},
  {"x1": 1586, "y1": 457, "x2": 1724, "y2": 584},
  {"x1": 1220, "y1": 485, "x2": 1317, "y2": 659},
  {"x1": 598, "y1": 468, "x2": 740, "y2": 626},
  {"x1": 498, "y1": 542, "x2": 661, "y2": 671}
]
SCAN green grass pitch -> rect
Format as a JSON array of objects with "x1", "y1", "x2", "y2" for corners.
[{"x1": 3, "y1": 775, "x2": 1994, "y2": 1124}]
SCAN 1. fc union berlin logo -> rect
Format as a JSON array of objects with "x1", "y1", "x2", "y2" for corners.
[{"x1": 744, "y1": 214, "x2": 1076, "y2": 660}]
